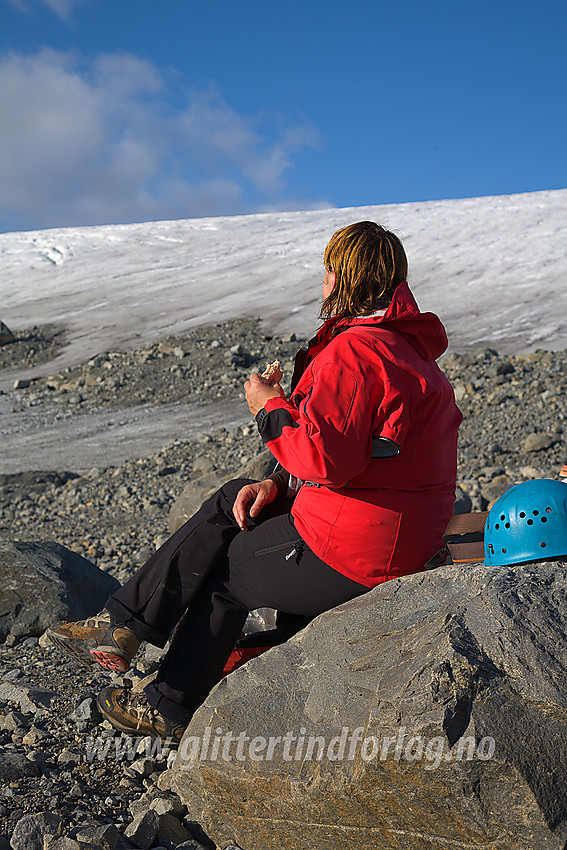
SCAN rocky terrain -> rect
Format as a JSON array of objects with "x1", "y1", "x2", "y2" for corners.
[
  {"x1": 0, "y1": 325, "x2": 68, "y2": 372},
  {"x1": 0, "y1": 633, "x2": 215, "y2": 849},
  {"x1": 0, "y1": 318, "x2": 566, "y2": 849}
]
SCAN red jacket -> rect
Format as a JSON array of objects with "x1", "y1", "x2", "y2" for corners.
[{"x1": 257, "y1": 281, "x2": 462, "y2": 587}]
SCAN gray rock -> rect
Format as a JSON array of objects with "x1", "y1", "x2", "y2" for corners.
[
  {"x1": 0, "y1": 540, "x2": 119, "y2": 642},
  {"x1": 42, "y1": 840, "x2": 84, "y2": 850},
  {"x1": 73, "y1": 824, "x2": 120, "y2": 850},
  {"x1": 0, "y1": 321, "x2": 15, "y2": 346},
  {"x1": 191, "y1": 455, "x2": 214, "y2": 477},
  {"x1": 169, "y1": 561, "x2": 567, "y2": 850},
  {"x1": 235, "y1": 450, "x2": 276, "y2": 481},
  {"x1": 480, "y1": 474, "x2": 513, "y2": 506},
  {"x1": 154, "y1": 813, "x2": 192, "y2": 850},
  {"x1": 0, "y1": 682, "x2": 58, "y2": 714},
  {"x1": 167, "y1": 450, "x2": 276, "y2": 535},
  {"x1": 128, "y1": 789, "x2": 180, "y2": 818},
  {"x1": 167, "y1": 474, "x2": 225, "y2": 535},
  {"x1": 522, "y1": 432, "x2": 555, "y2": 452},
  {"x1": 21, "y1": 726, "x2": 48, "y2": 746},
  {"x1": 149, "y1": 796, "x2": 186, "y2": 819},
  {"x1": 9, "y1": 813, "x2": 62, "y2": 850},
  {"x1": 123, "y1": 811, "x2": 159, "y2": 850},
  {"x1": 68, "y1": 698, "x2": 101, "y2": 726},
  {"x1": 1, "y1": 711, "x2": 28, "y2": 731},
  {"x1": 453, "y1": 485, "x2": 472, "y2": 515},
  {"x1": 127, "y1": 758, "x2": 155, "y2": 779},
  {"x1": 56, "y1": 749, "x2": 80, "y2": 768},
  {"x1": 0, "y1": 752, "x2": 40, "y2": 783}
]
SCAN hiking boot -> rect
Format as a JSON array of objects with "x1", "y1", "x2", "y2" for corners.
[
  {"x1": 97, "y1": 685, "x2": 186, "y2": 744},
  {"x1": 45, "y1": 609, "x2": 141, "y2": 672}
]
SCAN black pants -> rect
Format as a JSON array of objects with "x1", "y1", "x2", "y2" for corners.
[{"x1": 106, "y1": 478, "x2": 369, "y2": 725}]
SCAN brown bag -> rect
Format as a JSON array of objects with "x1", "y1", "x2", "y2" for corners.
[{"x1": 443, "y1": 511, "x2": 488, "y2": 563}]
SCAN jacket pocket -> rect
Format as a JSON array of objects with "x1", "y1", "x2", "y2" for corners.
[{"x1": 253, "y1": 538, "x2": 302, "y2": 558}]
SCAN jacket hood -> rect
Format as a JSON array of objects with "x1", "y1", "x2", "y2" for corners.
[{"x1": 333, "y1": 281, "x2": 448, "y2": 361}]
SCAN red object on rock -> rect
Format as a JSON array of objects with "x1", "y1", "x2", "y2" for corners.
[{"x1": 221, "y1": 645, "x2": 271, "y2": 677}]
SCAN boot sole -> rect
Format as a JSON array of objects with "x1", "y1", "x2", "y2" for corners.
[
  {"x1": 90, "y1": 649, "x2": 131, "y2": 673},
  {"x1": 45, "y1": 630, "x2": 132, "y2": 672},
  {"x1": 45, "y1": 629, "x2": 95, "y2": 667}
]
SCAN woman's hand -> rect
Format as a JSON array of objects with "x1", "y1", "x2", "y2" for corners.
[
  {"x1": 244, "y1": 373, "x2": 285, "y2": 417},
  {"x1": 233, "y1": 479, "x2": 278, "y2": 530}
]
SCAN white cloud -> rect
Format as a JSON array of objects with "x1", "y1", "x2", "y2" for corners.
[
  {"x1": 5, "y1": 0, "x2": 87, "y2": 22},
  {"x1": 0, "y1": 50, "x2": 320, "y2": 230}
]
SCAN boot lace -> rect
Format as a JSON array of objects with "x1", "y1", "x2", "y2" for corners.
[{"x1": 116, "y1": 689, "x2": 158, "y2": 728}]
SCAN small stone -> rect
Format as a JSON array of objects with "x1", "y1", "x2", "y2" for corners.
[
  {"x1": 149, "y1": 796, "x2": 187, "y2": 819},
  {"x1": 74, "y1": 823, "x2": 120, "y2": 850},
  {"x1": 13, "y1": 379, "x2": 31, "y2": 390},
  {"x1": 519, "y1": 466, "x2": 543, "y2": 479},
  {"x1": 1, "y1": 711, "x2": 28, "y2": 731},
  {"x1": 453, "y1": 486, "x2": 472, "y2": 515},
  {"x1": 128, "y1": 757, "x2": 156, "y2": 778},
  {"x1": 132, "y1": 548, "x2": 153, "y2": 566},
  {"x1": 68, "y1": 782, "x2": 84, "y2": 797},
  {"x1": 22, "y1": 727, "x2": 49, "y2": 747},
  {"x1": 2, "y1": 669, "x2": 23, "y2": 682},
  {"x1": 522, "y1": 432, "x2": 555, "y2": 452},
  {"x1": 486, "y1": 388, "x2": 513, "y2": 405},
  {"x1": 56, "y1": 749, "x2": 80, "y2": 768},
  {"x1": 481, "y1": 475, "x2": 513, "y2": 507},
  {"x1": 68, "y1": 697, "x2": 101, "y2": 726}
]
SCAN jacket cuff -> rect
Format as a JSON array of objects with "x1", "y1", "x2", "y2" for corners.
[{"x1": 255, "y1": 408, "x2": 269, "y2": 432}]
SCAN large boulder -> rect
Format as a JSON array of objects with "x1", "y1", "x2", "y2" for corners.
[
  {"x1": 167, "y1": 561, "x2": 567, "y2": 850},
  {"x1": 0, "y1": 320, "x2": 15, "y2": 346},
  {"x1": 0, "y1": 540, "x2": 119, "y2": 642},
  {"x1": 168, "y1": 450, "x2": 276, "y2": 534}
]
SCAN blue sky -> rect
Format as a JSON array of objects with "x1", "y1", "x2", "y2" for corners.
[{"x1": 1, "y1": 0, "x2": 566, "y2": 232}]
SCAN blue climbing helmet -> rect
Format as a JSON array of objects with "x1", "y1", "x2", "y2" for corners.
[{"x1": 484, "y1": 479, "x2": 567, "y2": 566}]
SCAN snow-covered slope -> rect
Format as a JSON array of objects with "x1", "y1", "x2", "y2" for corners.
[{"x1": 2, "y1": 189, "x2": 566, "y2": 379}]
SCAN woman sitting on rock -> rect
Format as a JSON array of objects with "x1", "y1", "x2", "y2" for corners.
[{"x1": 47, "y1": 221, "x2": 462, "y2": 743}]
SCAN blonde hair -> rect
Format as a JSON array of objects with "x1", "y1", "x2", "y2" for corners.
[{"x1": 321, "y1": 221, "x2": 408, "y2": 320}]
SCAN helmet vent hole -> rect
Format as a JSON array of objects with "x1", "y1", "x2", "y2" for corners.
[
  {"x1": 541, "y1": 516, "x2": 547, "y2": 523},
  {"x1": 541, "y1": 542, "x2": 547, "y2": 548},
  {"x1": 527, "y1": 519, "x2": 534, "y2": 526},
  {"x1": 495, "y1": 523, "x2": 500, "y2": 530},
  {"x1": 546, "y1": 507, "x2": 552, "y2": 513},
  {"x1": 500, "y1": 515, "x2": 506, "y2": 521},
  {"x1": 502, "y1": 548, "x2": 507, "y2": 554},
  {"x1": 489, "y1": 544, "x2": 494, "y2": 554},
  {"x1": 519, "y1": 511, "x2": 526, "y2": 518},
  {"x1": 505, "y1": 522, "x2": 510, "y2": 528},
  {"x1": 533, "y1": 510, "x2": 539, "y2": 516}
]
